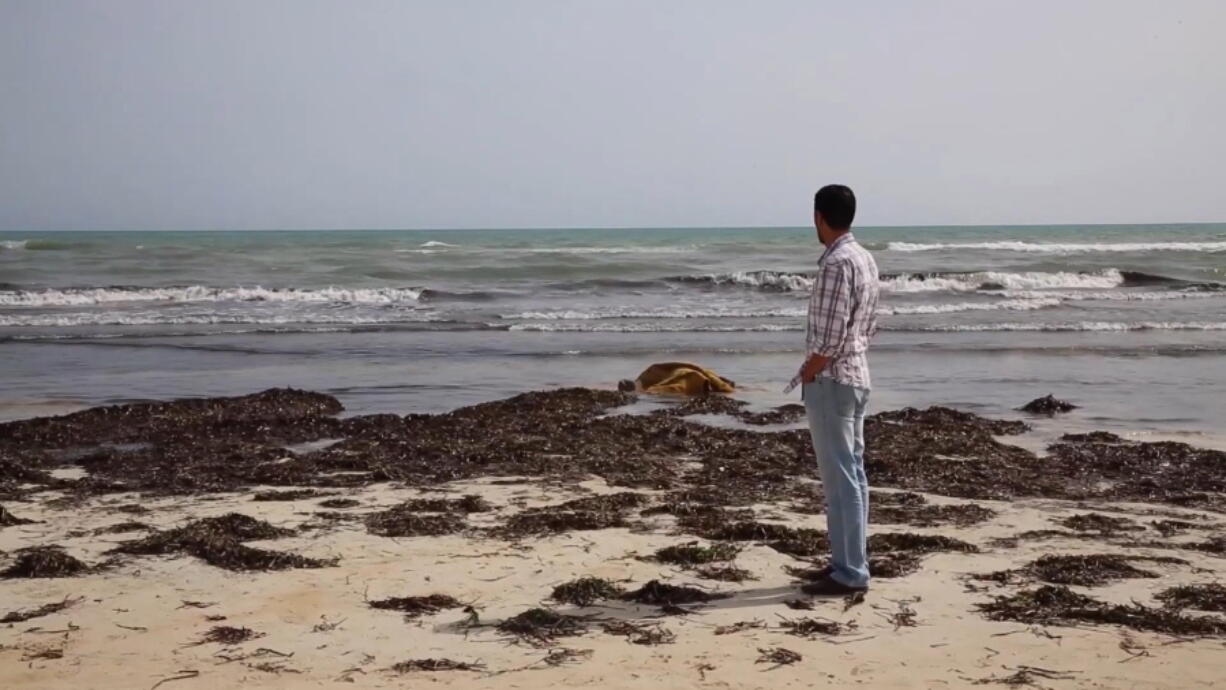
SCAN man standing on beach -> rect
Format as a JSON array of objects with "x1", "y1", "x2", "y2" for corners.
[{"x1": 785, "y1": 184, "x2": 880, "y2": 595}]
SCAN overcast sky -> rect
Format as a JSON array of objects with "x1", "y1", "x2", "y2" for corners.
[{"x1": 1, "y1": 1, "x2": 1223, "y2": 230}]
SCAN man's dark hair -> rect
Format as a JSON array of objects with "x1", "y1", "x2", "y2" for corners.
[{"x1": 814, "y1": 184, "x2": 856, "y2": 230}]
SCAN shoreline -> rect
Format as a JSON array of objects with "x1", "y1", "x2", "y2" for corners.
[{"x1": 2, "y1": 387, "x2": 1224, "y2": 688}]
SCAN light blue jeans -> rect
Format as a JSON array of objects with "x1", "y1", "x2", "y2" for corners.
[{"x1": 803, "y1": 377, "x2": 871, "y2": 588}]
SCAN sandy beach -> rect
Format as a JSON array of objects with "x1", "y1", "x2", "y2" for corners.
[{"x1": 1, "y1": 388, "x2": 1223, "y2": 689}]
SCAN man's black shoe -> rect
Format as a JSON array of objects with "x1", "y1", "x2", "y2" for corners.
[{"x1": 800, "y1": 576, "x2": 868, "y2": 596}]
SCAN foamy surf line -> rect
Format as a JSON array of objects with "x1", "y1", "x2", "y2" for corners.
[
  {"x1": 885, "y1": 240, "x2": 1226, "y2": 253},
  {"x1": 500, "y1": 298, "x2": 1063, "y2": 320},
  {"x1": 678, "y1": 268, "x2": 1147, "y2": 293},
  {"x1": 902, "y1": 321, "x2": 1226, "y2": 332},
  {"x1": 0, "y1": 312, "x2": 442, "y2": 327},
  {"x1": 0, "y1": 285, "x2": 426, "y2": 307}
]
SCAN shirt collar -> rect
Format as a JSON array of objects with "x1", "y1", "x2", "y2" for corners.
[{"x1": 819, "y1": 232, "x2": 854, "y2": 263}]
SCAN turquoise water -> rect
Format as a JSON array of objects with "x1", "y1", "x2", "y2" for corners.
[{"x1": 2, "y1": 224, "x2": 1224, "y2": 438}]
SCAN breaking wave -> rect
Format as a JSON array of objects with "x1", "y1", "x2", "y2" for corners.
[
  {"x1": 676, "y1": 269, "x2": 1164, "y2": 293},
  {"x1": 0, "y1": 285, "x2": 425, "y2": 307},
  {"x1": 902, "y1": 321, "x2": 1226, "y2": 332},
  {"x1": 886, "y1": 241, "x2": 1226, "y2": 254}
]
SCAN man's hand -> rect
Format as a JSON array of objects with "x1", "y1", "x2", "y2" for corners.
[{"x1": 800, "y1": 353, "x2": 831, "y2": 384}]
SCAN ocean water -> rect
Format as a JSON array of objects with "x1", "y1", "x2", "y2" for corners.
[{"x1": 2, "y1": 224, "x2": 1225, "y2": 443}]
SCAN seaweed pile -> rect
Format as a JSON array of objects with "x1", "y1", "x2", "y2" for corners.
[
  {"x1": 977, "y1": 585, "x2": 1226, "y2": 636},
  {"x1": 1, "y1": 385, "x2": 1222, "y2": 530},
  {"x1": 0, "y1": 503, "x2": 36, "y2": 526},
  {"x1": 253, "y1": 489, "x2": 332, "y2": 502},
  {"x1": 601, "y1": 620, "x2": 676, "y2": 645},
  {"x1": 1, "y1": 545, "x2": 90, "y2": 579},
  {"x1": 109, "y1": 513, "x2": 335, "y2": 571},
  {"x1": 621, "y1": 579, "x2": 728, "y2": 607},
  {"x1": 1056, "y1": 513, "x2": 1143, "y2": 535},
  {"x1": 390, "y1": 658, "x2": 483, "y2": 673},
  {"x1": 497, "y1": 608, "x2": 588, "y2": 646},
  {"x1": 193, "y1": 625, "x2": 263, "y2": 645},
  {"x1": 364, "y1": 503, "x2": 467, "y2": 538},
  {"x1": 368, "y1": 594, "x2": 462, "y2": 619},
  {"x1": 551, "y1": 577, "x2": 626, "y2": 607},
  {"x1": 498, "y1": 492, "x2": 648, "y2": 538},
  {"x1": 870, "y1": 491, "x2": 996, "y2": 527},
  {"x1": 654, "y1": 397, "x2": 806, "y2": 426},
  {"x1": 0, "y1": 597, "x2": 79, "y2": 624},
  {"x1": 973, "y1": 554, "x2": 1179, "y2": 587},
  {"x1": 691, "y1": 520, "x2": 831, "y2": 558},
  {"x1": 1156, "y1": 584, "x2": 1226, "y2": 612}
]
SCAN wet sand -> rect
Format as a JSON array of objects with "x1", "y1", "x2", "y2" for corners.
[{"x1": 1, "y1": 388, "x2": 1224, "y2": 689}]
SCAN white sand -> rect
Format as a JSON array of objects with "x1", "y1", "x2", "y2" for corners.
[{"x1": 2, "y1": 479, "x2": 1224, "y2": 690}]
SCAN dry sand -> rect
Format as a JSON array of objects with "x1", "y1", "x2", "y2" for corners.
[{"x1": 2, "y1": 476, "x2": 1223, "y2": 690}]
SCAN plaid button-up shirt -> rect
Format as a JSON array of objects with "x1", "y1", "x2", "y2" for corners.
[{"x1": 787, "y1": 233, "x2": 880, "y2": 391}]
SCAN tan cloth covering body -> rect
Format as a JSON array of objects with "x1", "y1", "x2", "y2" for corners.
[{"x1": 633, "y1": 362, "x2": 735, "y2": 395}]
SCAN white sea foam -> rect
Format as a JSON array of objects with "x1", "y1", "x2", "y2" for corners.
[
  {"x1": 419, "y1": 240, "x2": 457, "y2": 248},
  {"x1": 990, "y1": 289, "x2": 1223, "y2": 302},
  {"x1": 1, "y1": 240, "x2": 28, "y2": 250},
  {"x1": 691, "y1": 271, "x2": 816, "y2": 291},
  {"x1": 500, "y1": 307, "x2": 807, "y2": 320},
  {"x1": 881, "y1": 269, "x2": 1125, "y2": 293},
  {"x1": 509, "y1": 246, "x2": 693, "y2": 255},
  {"x1": 879, "y1": 298, "x2": 1062, "y2": 315},
  {"x1": 0, "y1": 311, "x2": 440, "y2": 327},
  {"x1": 906, "y1": 321, "x2": 1226, "y2": 332},
  {"x1": 0, "y1": 285, "x2": 424, "y2": 307},
  {"x1": 695, "y1": 269, "x2": 1129, "y2": 293},
  {"x1": 887, "y1": 241, "x2": 1226, "y2": 254},
  {"x1": 504, "y1": 299, "x2": 1060, "y2": 320},
  {"x1": 509, "y1": 323, "x2": 801, "y2": 333}
]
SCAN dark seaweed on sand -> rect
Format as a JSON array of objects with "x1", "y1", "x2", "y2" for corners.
[
  {"x1": 252, "y1": 488, "x2": 331, "y2": 501},
  {"x1": 974, "y1": 554, "x2": 1169, "y2": 588},
  {"x1": 109, "y1": 513, "x2": 335, "y2": 571},
  {"x1": 620, "y1": 579, "x2": 728, "y2": 606},
  {"x1": 3, "y1": 386, "x2": 1225, "y2": 525},
  {"x1": 1155, "y1": 584, "x2": 1226, "y2": 612},
  {"x1": 393, "y1": 494, "x2": 493, "y2": 514},
  {"x1": 194, "y1": 625, "x2": 264, "y2": 645},
  {"x1": 364, "y1": 505, "x2": 465, "y2": 538},
  {"x1": 1185, "y1": 535, "x2": 1226, "y2": 555},
  {"x1": 91, "y1": 521, "x2": 150, "y2": 535},
  {"x1": 317, "y1": 498, "x2": 360, "y2": 509},
  {"x1": 694, "y1": 564, "x2": 756, "y2": 582},
  {"x1": 390, "y1": 658, "x2": 484, "y2": 673},
  {"x1": 1, "y1": 597, "x2": 80, "y2": 624},
  {"x1": 870, "y1": 492, "x2": 996, "y2": 527},
  {"x1": 601, "y1": 620, "x2": 676, "y2": 645},
  {"x1": 868, "y1": 532, "x2": 979, "y2": 554},
  {"x1": 649, "y1": 542, "x2": 741, "y2": 566},
  {"x1": 1149, "y1": 519, "x2": 1198, "y2": 537},
  {"x1": 497, "y1": 607, "x2": 588, "y2": 646},
  {"x1": 694, "y1": 520, "x2": 831, "y2": 558},
  {"x1": 368, "y1": 594, "x2": 462, "y2": 619},
  {"x1": 977, "y1": 585, "x2": 1226, "y2": 636},
  {"x1": 1, "y1": 545, "x2": 90, "y2": 578},
  {"x1": 756, "y1": 647, "x2": 802, "y2": 667},
  {"x1": 1056, "y1": 512, "x2": 1143, "y2": 535},
  {"x1": 498, "y1": 493, "x2": 646, "y2": 537},
  {"x1": 779, "y1": 616, "x2": 854, "y2": 637},
  {"x1": 550, "y1": 577, "x2": 625, "y2": 607},
  {"x1": 0, "y1": 504, "x2": 37, "y2": 527}
]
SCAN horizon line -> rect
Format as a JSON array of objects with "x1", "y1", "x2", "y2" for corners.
[{"x1": 4, "y1": 220, "x2": 1225, "y2": 233}]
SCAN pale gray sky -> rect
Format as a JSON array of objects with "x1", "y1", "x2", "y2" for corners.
[{"x1": 1, "y1": 0, "x2": 1223, "y2": 230}]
